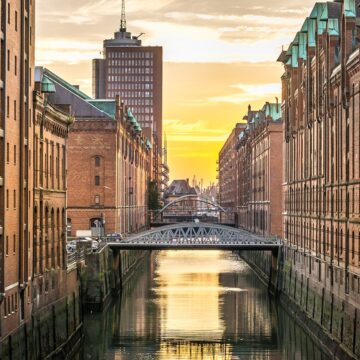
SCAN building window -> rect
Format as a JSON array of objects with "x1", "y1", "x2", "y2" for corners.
[
  {"x1": 6, "y1": 190, "x2": 9, "y2": 209},
  {"x1": 14, "y1": 56, "x2": 17, "y2": 76},
  {"x1": 6, "y1": 143, "x2": 9, "y2": 163},
  {"x1": 13, "y1": 145, "x2": 16, "y2": 164},
  {"x1": 13, "y1": 234, "x2": 15, "y2": 254},
  {"x1": 6, "y1": 97, "x2": 9, "y2": 117},
  {"x1": 95, "y1": 195, "x2": 100, "y2": 204},
  {"x1": 95, "y1": 156, "x2": 101, "y2": 167},
  {"x1": 7, "y1": 3, "x2": 10, "y2": 24},
  {"x1": 13, "y1": 190, "x2": 16, "y2": 209},
  {"x1": 7, "y1": 50, "x2": 10, "y2": 71},
  {"x1": 6, "y1": 236, "x2": 9, "y2": 256},
  {"x1": 14, "y1": 100, "x2": 16, "y2": 120},
  {"x1": 95, "y1": 176, "x2": 100, "y2": 186}
]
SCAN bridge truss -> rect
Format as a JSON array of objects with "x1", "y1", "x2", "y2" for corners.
[{"x1": 107, "y1": 222, "x2": 282, "y2": 251}]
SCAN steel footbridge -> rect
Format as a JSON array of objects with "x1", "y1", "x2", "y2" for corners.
[{"x1": 107, "y1": 222, "x2": 282, "y2": 251}]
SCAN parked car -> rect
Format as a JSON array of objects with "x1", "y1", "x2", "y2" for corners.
[
  {"x1": 106, "y1": 233, "x2": 123, "y2": 241},
  {"x1": 76, "y1": 236, "x2": 93, "y2": 242},
  {"x1": 66, "y1": 240, "x2": 77, "y2": 253}
]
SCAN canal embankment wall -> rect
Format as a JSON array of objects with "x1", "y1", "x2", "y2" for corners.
[
  {"x1": 0, "y1": 268, "x2": 83, "y2": 360},
  {"x1": 240, "y1": 248, "x2": 360, "y2": 360},
  {"x1": 81, "y1": 246, "x2": 149, "y2": 311}
]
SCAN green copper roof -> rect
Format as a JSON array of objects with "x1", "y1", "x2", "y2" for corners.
[
  {"x1": 127, "y1": 109, "x2": 142, "y2": 132},
  {"x1": 284, "y1": 1, "x2": 344, "y2": 69},
  {"x1": 291, "y1": 45, "x2": 299, "y2": 68},
  {"x1": 308, "y1": 18, "x2": 316, "y2": 47},
  {"x1": 88, "y1": 100, "x2": 116, "y2": 119},
  {"x1": 299, "y1": 33, "x2": 307, "y2": 60},
  {"x1": 328, "y1": 19, "x2": 340, "y2": 36},
  {"x1": 264, "y1": 103, "x2": 282, "y2": 121},
  {"x1": 44, "y1": 68, "x2": 91, "y2": 100},
  {"x1": 41, "y1": 76, "x2": 56, "y2": 94},
  {"x1": 345, "y1": 0, "x2": 356, "y2": 17},
  {"x1": 301, "y1": 18, "x2": 309, "y2": 33}
]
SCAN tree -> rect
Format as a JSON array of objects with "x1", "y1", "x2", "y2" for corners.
[{"x1": 148, "y1": 180, "x2": 161, "y2": 210}]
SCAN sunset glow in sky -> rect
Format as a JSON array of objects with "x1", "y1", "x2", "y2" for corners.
[{"x1": 36, "y1": 0, "x2": 316, "y2": 185}]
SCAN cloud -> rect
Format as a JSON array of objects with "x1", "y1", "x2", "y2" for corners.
[
  {"x1": 210, "y1": 83, "x2": 281, "y2": 104},
  {"x1": 164, "y1": 119, "x2": 230, "y2": 142}
]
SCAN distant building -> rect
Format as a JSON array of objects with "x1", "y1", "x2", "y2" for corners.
[
  {"x1": 162, "y1": 180, "x2": 199, "y2": 222},
  {"x1": 236, "y1": 102, "x2": 283, "y2": 237},
  {"x1": 218, "y1": 124, "x2": 246, "y2": 224},
  {"x1": 92, "y1": 6, "x2": 163, "y2": 189},
  {"x1": 38, "y1": 68, "x2": 151, "y2": 236}
]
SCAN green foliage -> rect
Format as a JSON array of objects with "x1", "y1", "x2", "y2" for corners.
[{"x1": 148, "y1": 180, "x2": 161, "y2": 210}]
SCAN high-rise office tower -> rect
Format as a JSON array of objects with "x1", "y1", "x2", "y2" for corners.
[
  {"x1": 0, "y1": 0, "x2": 35, "y2": 333},
  {"x1": 93, "y1": 0, "x2": 163, "y2": 151}
]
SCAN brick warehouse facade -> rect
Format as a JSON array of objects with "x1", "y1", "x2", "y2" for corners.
[
  {"x1": 32, "y1": 74, "x2": 73, "y2": 312},
  {"x1": 39, "y1": 68, "x2": 151, "y2": 236},
  {"x1": 276, "y1": 1, "x2": 360, "y2": 356},
  {"x1": 280, "y1": 0, "x2": 360, "y2": 296},
  {"x1": 236, "y1": 103, "x2": 283, "y2": 238},
  {"x1": 218, "y1": 124, "x2": 246, "y2": 224},
  {"x1": 0, "y1": 0, "x2": 35, "y2": 337},
  {"x1": 0, "y1": 14, "x2": 81, "y2": 353}
]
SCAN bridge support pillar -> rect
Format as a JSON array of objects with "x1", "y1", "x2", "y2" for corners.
[
  {"x1": 111, "y1": 249, "x2": 122, "y2": 291},
  {"x1": 269, "y1": 247, "x2": 283, "y2": 296}
]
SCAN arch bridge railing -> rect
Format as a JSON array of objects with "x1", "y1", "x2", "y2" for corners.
[{"x1": 158, "y1": 195, "x2": 227, "y2": 214}]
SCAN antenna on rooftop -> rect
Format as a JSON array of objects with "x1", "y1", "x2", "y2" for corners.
[{"x1": 120, "y1": 0, "x2": 127, "y2": 32}]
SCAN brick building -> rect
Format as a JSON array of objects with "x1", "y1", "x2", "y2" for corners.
[
  {"x1": 38, "y1": 68, "x2": 151, "y2": 236},
  {"x1": 0, "y1": 0, "x2": 35, "y2": 336},
  {"x1": 236, "y1": 103, "x2": 283, "y2": 237},
  {"x1": 280, "y1": 1, "x2": 360, "y2": 299},
  {"x1": 218, "y1": 124, "x2": 246, "y2": 224},
  {"x1": 32, "y1": 71, "x2": 76, "y2": 313}
]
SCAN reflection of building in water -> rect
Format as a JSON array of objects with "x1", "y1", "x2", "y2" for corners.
[
  {"x1": 220, "y1": 265, "x2": 277, "y2": 343},
  {"x1": 155, "y1": 251, "x2": 224, "y2": 340},
  {"x1": 159, "y1": 341, "x2": 232, "y2": 360}
]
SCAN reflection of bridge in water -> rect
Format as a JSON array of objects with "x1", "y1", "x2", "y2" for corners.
[{"x1": 107, "y1": 222, "x2": 282, "y2": 293}]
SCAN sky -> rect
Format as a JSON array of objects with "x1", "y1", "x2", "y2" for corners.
[{"x1": 36, "y1": 0, "x2": 316, "y2": 186}]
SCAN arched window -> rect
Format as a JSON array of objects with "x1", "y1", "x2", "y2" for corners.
[{"x1": 95, "y1": 156, "x2": 101, "y2": 167}]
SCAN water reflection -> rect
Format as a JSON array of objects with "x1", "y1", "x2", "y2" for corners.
[{"x1": 82, "y1": 251, "x2": 331, "y2": 360}]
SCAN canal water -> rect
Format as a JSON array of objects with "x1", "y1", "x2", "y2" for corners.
[{"x1": 82, "y1": 251, "x2": 331, "y2": 359}]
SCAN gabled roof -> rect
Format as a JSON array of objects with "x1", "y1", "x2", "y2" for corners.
[
  {"x1": 43, "y1": 68, "x2": 91, "y2": 100},
  {"x1": 284, "y1": 1, "x2": 342, "y2": 68},
  {"x1": 263, "y1": 103, "x2": 282, "y2": 122},
  {"x1": 165, "y1": 180, "x2": 197, "y2": 197}
]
